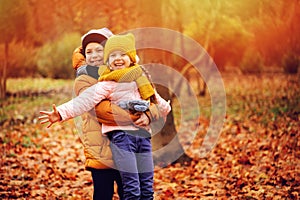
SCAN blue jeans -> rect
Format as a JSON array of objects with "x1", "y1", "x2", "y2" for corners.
[
  {"x1": 109, "y1": 130, "x2": 154, "y2": 200},
  {"x1": 90, "y1": 168, "x2": 123, "y2": 200}
]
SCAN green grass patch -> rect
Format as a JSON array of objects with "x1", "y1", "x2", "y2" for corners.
[
  {"x1": 1, "y1": 78, "x2": 74, "y2": 126},
  {"x1": 6, "y1": 78, "x2": 73, "y2": 93}
]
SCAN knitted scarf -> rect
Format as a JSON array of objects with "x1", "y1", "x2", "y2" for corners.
[{"x1": 98, "y1": 64, "x2": 155, "y2": 100}]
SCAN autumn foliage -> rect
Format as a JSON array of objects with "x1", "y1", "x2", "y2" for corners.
[
  {"x1": 1, "y1": 73, "x2": 299, "y2": 199},
  {"x1": 1, "y1": 0, "x2": 299, "y2": 199}
]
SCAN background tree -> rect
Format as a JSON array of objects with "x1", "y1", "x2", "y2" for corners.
[
  {"x1": 252, "y1": 0, "x2": 300, "y2": 66},
  {"x1": 134, "y1": 0, "x2": 193, "y2": 165},
  {"x1": 0, "y1": 0, "x2": 30, "y2": 99},
  {"x1": 2, "y1": 0, "x2": 299, "y2": 81},
  {"x1": 27, "y1": 0, "x2": 58, "y2": 46},
  {"x1": 36, "y1": 33, "x2": 80, "y2": 79}
]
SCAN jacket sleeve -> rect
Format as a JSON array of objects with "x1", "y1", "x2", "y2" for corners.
[
  {"x1": 57, "y1": 82, "x2": 108, "y2": 120},
  {"x1": 72, "y1": 46, "x2": 86, "y2": 70},
  {"x1": 73, "y1": 75, "x2": 139, "y2": 125},
  {"x1": 95, "y1": 100, "x2": 140, "y2": 126},
  {"x1": 154, "y1": 91, "x2": 171, "y2": 120}
]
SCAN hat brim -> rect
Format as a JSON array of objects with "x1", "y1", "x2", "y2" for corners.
[{"x1": 82, "y1": 33, "x2": 107, "y2": 54}]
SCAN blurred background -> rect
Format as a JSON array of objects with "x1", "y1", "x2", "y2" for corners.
[
  {"x1": 1, "y1": 0, "x2": 299, "y2": 80},
  {"x1": 1, "y1": 1, "x2": 299, "y2": 198}
]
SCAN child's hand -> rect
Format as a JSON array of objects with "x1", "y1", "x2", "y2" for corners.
[
  {"x1": 39, "y1": 104, "x2": 62, "y2": 128},
  {"x1": 134, "y1": 112, "x2": 150, "y2": 128}
]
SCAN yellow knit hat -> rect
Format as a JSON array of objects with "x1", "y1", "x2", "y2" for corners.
[{"x1": 103, "y1": 33, "x2": 137, "y2": 64}]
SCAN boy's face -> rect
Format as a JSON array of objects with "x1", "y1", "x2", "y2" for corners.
[
  {"x1": 85, "y1": 42, "x2": 104, "y2": 66},
  {"x1": 108, "y1": 50, "x2": 131, "y2": 70}
]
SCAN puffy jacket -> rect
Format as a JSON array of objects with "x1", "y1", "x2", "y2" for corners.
[{"x1": 73, "y1": 74, "x2": 114, "y2": 169}]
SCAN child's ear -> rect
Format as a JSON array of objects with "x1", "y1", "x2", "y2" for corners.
[{"x1": 108, "y1": 62, "x2": 113, "y2": 70}]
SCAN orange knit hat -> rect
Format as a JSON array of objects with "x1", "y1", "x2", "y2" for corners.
[{"x1": 103, "y1": 33, "x2": 137, "y2": 64}]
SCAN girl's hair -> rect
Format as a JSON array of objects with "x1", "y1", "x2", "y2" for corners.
[{"x1": 140, "y1": 65, "x2": 158, "y2": 103}]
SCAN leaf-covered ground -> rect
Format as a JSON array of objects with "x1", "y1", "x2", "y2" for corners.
[{"x1": 1, "y1": 73, "x2": 299, "y2": 199}]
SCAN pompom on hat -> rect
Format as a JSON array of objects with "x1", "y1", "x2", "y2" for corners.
[
  {"x1": 81, "y1": 28, "x2": 113, "y2": 56},
  {"x1": 104, "y1": 33, "x2": 137, "y2": 64}
]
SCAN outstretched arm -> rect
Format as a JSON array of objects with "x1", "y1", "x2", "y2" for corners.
[
  {"x1": 39, "y1": 82, "x2": 105, "y2": 128},
  {"x1": 39, "y1": 104, "x2": 62, "y2": 128}
]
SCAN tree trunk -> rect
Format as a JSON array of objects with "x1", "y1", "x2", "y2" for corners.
[
  {"x1": 133, "y1": 1, "x2": 193, "y2": 165},
  {"x1": 172, "y1": 0, "x2": 221, "y2": 98},
  {"x1": 151, "y1": 84, "x2": 193, "y2": 166},
  {"x1": 0, "y1": 42, "x2": 8, "y2": 99}
]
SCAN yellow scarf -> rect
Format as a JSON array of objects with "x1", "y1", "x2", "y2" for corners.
[{"x1": 98, "y1": 64, "x2": 155, "y2": 100}]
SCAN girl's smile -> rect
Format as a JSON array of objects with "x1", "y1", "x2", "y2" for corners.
[{"x1": 108, "y1": 50, "x2": 131, "y2": 70}]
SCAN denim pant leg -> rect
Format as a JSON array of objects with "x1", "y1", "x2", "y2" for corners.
[
  {"x1": 90, "y1": 168, "x2": 116, "y2": 200},
  {"x1": 110, "y1": 131, "x2": 140, "y2": 199},
  {"x1": 136, "y1": 137, "x2": 154, "y2": 200}
]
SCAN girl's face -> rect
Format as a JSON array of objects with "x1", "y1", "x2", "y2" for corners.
[
  {"x1": 108, "y1": 50, "x2": 131, "y2": 70},
  {"x1": 85, "y1": 42, "x2": 104, "y2": 66}
]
